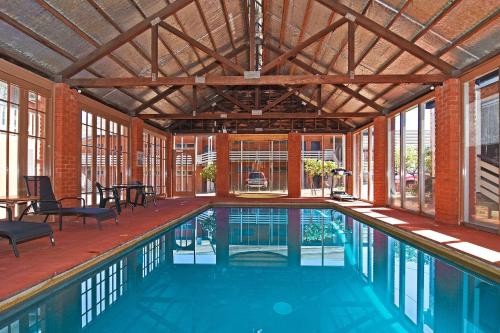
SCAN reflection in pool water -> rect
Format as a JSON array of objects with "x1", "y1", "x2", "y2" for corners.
[{"x1": 0, "y1": 208, "x2": 498, "y2": 333}]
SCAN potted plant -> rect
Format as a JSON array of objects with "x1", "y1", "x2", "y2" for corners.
[
  {"x1": 200, "y1": 163, "x2": 216, "y2": 192},
  {"x1": 304, "y1": 158, "x2": 323, "y2": 195}
]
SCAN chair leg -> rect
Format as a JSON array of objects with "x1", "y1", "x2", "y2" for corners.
[
  {"x1": 11, "y1": 240, "x2": 19, "y2": 257},
  {"x1": 114, "y1": 217, "x2": 118, "y2": 225},
  {"x1": 83, "y1": 217, "x2": 86, "y2": 225},
  {"x1": 19, "y1": 206, "x2": 30, "y2": 221},
  {"x1": 97, "y1": 220, "x2": 102, "y2": 230},
  {"x1": 43, "y1": 214, "x2": 49, "y2": 223},
  {"x1": 115, "y1": 198, "x2": 122, "y2": 215},
  {"x1": 59, "y1": 214, "x2": 63, "y2": 231},
  {"x1": 153, "y1": 195, "x2": 157, "y2": 207},
  {"x1": 49, "y1": 232, "x2": 55, "y2": 246}
]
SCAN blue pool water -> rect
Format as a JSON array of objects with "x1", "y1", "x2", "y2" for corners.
[{"x1": 0, "y1": 208, "x2": 499, "y2": 333}]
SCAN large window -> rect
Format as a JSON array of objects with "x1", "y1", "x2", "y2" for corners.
[
  {"x1": 301, "y1": 135, "x2": 344, "y2": 197},
  {"x1": 143, "y1": 130, "x2": 168, "y2": 195},
  {"x1": 353, "y1": 126, "x2": 374, "y2": 201},
  {"x1": 80, "y1": 110, "x2": 129, "y2": 205},
  {"x1": 195, "y1": 135, "x2": 216, "y2": 195},
  {"x1": 0, "y1": 79, "x2": 49, "y2": 215},
  {"x1": 229, "y1": 136, "x2": 288, "y2": 195},
  {"x1": 388, "y1": 100, "x2": 436, "y2": 215},
  {"x1": 27, "y1": 91, "x2": 46, "y2": 177},
  {"x1": 463, "y1": 70, "x2": 499, "y2": 230},
  {"x1": 81, "y1": 111, "x2": 93, "y2": 204},
  {"x1": 0, "y1": 80, "x2": 20, "y2": 198}
]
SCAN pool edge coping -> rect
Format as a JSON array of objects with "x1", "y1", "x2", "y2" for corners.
[
  {"x1": 0, "y1": 203, "x2": 211, "y2": 313},
  {"x1": 0, "y1": 200, "x2": 498, "y2": 314}
]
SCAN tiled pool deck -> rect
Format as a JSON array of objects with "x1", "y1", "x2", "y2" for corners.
[{"x1": 0, "y1": 197, "x2": 498, "y2": 306}]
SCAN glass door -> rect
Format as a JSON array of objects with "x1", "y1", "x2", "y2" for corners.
[{"x1": 174, "y1": 150, "x2": 195, "y2": 196}]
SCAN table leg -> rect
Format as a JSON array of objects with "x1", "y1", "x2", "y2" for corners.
[{"x1": 125, "y1": 188, "x2": 131, "y2": 208}]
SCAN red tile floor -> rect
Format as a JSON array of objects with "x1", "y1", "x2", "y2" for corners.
[{"x1": 0, "y1": 197, "x2": 499, "y2": 302}]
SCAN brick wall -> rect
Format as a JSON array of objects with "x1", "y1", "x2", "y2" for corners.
[
  {"x1": 216, "y1": 133, "x2": 230, "y2": 197},
  {"x1": 435, "y1": 78, "x2": 461, "y2": 225},
  {"x1": 287, "y1": 133, "x2": 301, "y2": 198},
  {"x1": 130, "y1": 117, "x2": 144, "y2": 182},
  {"x1": 165, "y1": 133, "x2": 173, "y2": 197},
  {"x1": 53, "y1": 83, "x2": 81, "y2": 201},
  {"x1": 373, "y1": 116, "x2": 388, "y2": 206}
]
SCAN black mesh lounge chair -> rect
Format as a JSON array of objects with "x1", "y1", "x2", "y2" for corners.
[
  {"x1": 96, "y1": 182, "x2": 121, "y2": 215},
  {"x1": 20, "y1": 176, "x2": 117, "y2": 231},
  {"x1": 0, "y1": 205, "x2": 54, "y2": 257}
]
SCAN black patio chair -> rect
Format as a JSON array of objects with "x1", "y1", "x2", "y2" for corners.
[
  {"x1": 96, "y1": 182, "x2": 121, "y2": 215},
  {"x1": 135, "y1": 181, "x2": 158, "y2": 208},
  {"x1": 0, "y1": 205, "x2": 54, "y2": 257},
  {"x1": 19, "y1": 176, "x2": 117, "y2": 231}
]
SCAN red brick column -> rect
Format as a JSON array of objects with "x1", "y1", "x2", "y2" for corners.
[
  {"x1": 53, "y1": 83, "x2": 81, "y2": 200},
  {"x1": 345, "y1": 132, "x2": 353, "y2": 195},
  {"x1": 165, "y1": 133, "x2": 173, "y2": 197},
  {"x1": 373, "y1": 116, "x2": 388, "y2": 206},
  {"x1": 216, "y1": 133, "x2": 230, "y2": 197},
  {"x1": 130, "y1": 118, "x2": 144, "y2": 183},
  {"x1": 435, "y1": 78, "x2": 461, "y2": 225},
  {"x1": 287, "y1": 133, "x2": 301, "y2": 198}
]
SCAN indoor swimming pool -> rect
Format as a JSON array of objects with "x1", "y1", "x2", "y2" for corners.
[{"x1": 0, "y1": 207, "x2": 498, "y2": 333}]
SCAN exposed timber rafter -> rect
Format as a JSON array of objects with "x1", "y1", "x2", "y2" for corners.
[
  {"x1": 263, "y1": 43, "x2": 384, "y2": 112},
  {"x1": 316, "y1": 0, "x2": 457, "y2": 75},
  {"x1": 132, "y1": 44, "x2": 248, "y2": 114},
  {"x1": 261, "y1": 18, "x2": 348, "y2": 74},
  {"x1": 138, "y1": 111, "x2": 379, "y2": 120},
  {"x1": 213, "y1": 87, "x2": 253, "y2": 112},
  {"x1": 158, "y1": 22, "x2": 246, "y2": 74},
  {"x1": 261, "y1": 87, "x2": 302, "y2": 112},
  {"x1": 59, "y1": 0, "x2": 194, "y2": 78},
  {"x1": 67, "y1": 74, "x2": 447, "y2": 88}
]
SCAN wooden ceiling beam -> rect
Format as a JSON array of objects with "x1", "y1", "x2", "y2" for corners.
[
  {"x1": 261, "y1": 88, "x2": 299, "y2": 112},
  {"x1": 320, "y1": 0, "x2": 409, "y2": 108},
  {"x1": 347, "y1": 20, "x2": 355, "y2": 76},
  {"x1": 151, "y1": 23, "x2": 159, "y2": 80},
  {"x1": 261, "y1": 18, "x2": 348, "y2": 74},
  {"x1": 289, "y1": 0, "x2": 313, "y2": 75},
  {"x1": 132, "y1": 44, "x2": 247, "y2": 114},
  {"x1": 194, "y1": 0, "x2": 225, "y2": 75},
  {"x1": 353, "y1": 7, "x2": 500, "y2": 115},
  {"x1": 0, "y1": 11, "x2": 166, "y2": 116},
  {"x1": 310, "y1": 10, "x2": 336, "y2": 68},
  {"x1": 248, "y1": 0, "x2": 256, "y2": 70},
  {"x1": 261, "y1": 43, "x2": 385, "y2": 111},
  {"x1": 277, "y1": 0, "x2": 290, "y2": 73},
  {"x1": 159, "y1": 22, "x2": 245, "y2": 74},
  {"x1": 334, "y1": 0, "x2": 466, "y2": 112},
  {"x1": 138, "y1": 111, "x2": 379, "y2": 120},
  {"x1": 219, "y1": 0, "x2": 237, "y2": 52},
  {"x1": 317, "y1": 0, "x2": 456, "y2": 75},
  {"x1": 35, "y1": 0, "x2": 144, "y2": 79},
  {"x1": 68, "y1": 74, "x2": 447, "y2": 88},
  {"x1": 322, "y1": 1, "x2": 371, "y2": 76},
  {"x1": 60, "y1": 0, "x2": 193, "y2": 78},
  {"x1": 261, "y1": 0, "x2": 270, "y2": 65},
  {"x1": 213, "y1": 87, "x2": 253, "y2": 112}
]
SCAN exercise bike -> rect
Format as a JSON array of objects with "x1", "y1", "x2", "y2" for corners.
[{"x1": 329, "y1": 168, "x2": 356, "y2": 201}]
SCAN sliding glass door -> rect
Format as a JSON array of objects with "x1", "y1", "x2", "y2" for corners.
[
  {"x1": 463, "y1": 70, "x2": 499, "y2": 230},
  {"x1": 388, "y1": 100, "x2": 436, "y2": 215},
  {"x1": 301, "y1": 134, "x2": 345, "y2": 197},
  {"x1": 229, "y1": 135, "x2": 288, "y2": 195}
]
